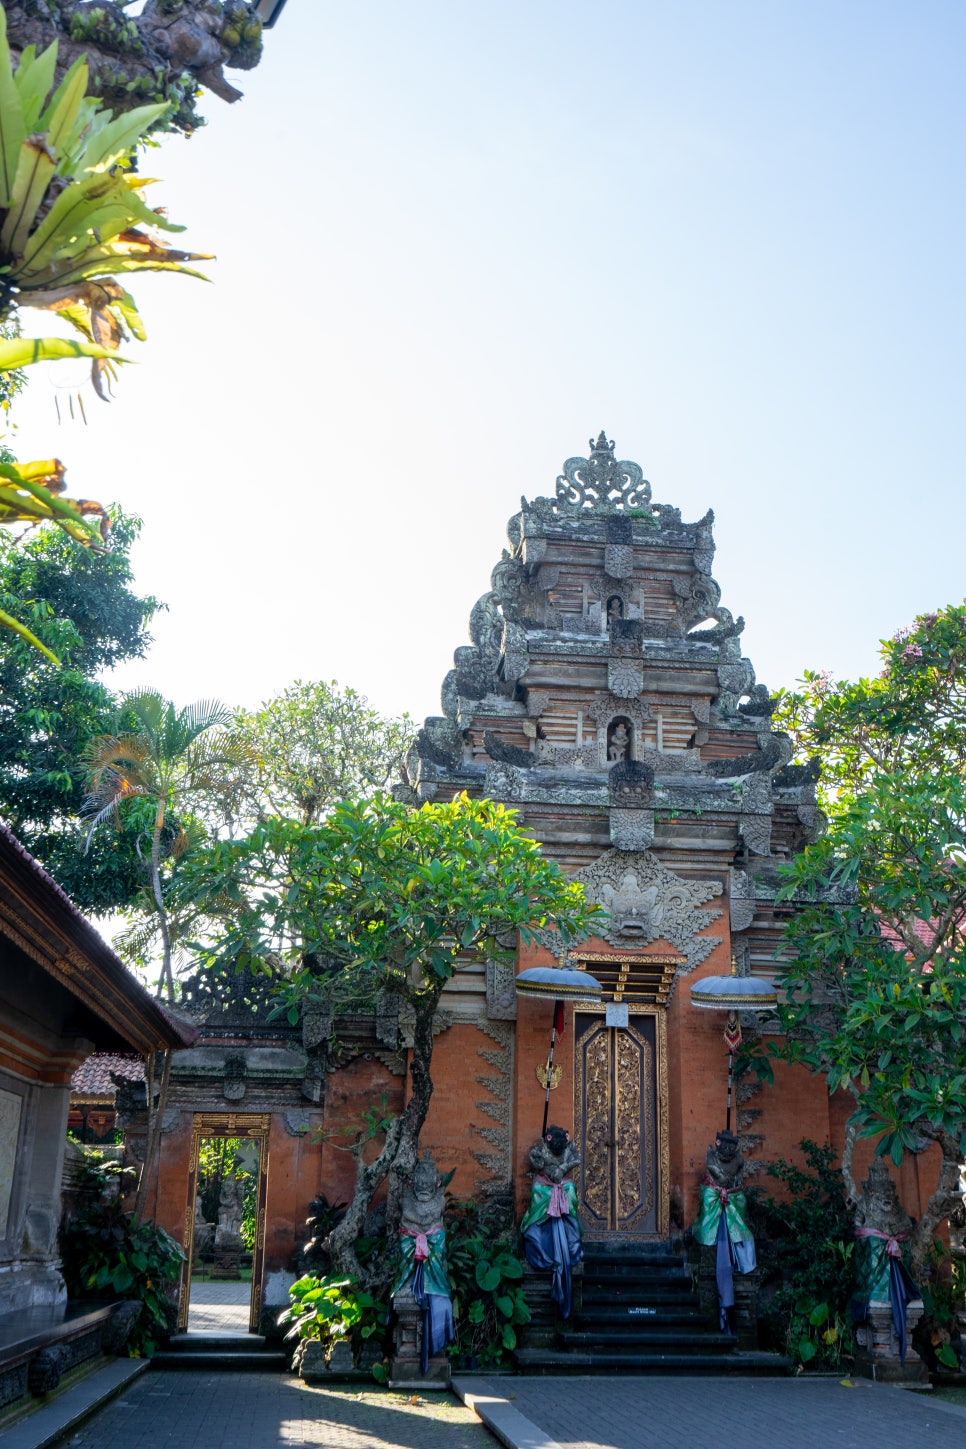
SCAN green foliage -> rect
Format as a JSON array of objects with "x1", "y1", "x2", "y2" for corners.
[
  {"x1": 0, "y1": 9, "x2": 208, "y2": 392},
  {"x1": 759, "y1": 1141, "x2": 856, "y2": 1370},
  {"x1": 84, "y1": 688, "x2": 250, "y2": 998},
  {"x1": 279, "y1": 1273, "x2": 390, "y2": 1376},
  {"x1": 921, "y1": 1238, "x2": 966, "y2": 1329},
  {"x1": 755, "y1": 603, "x2": 966, "y2": 1202},
  {"x1": 0, "y1": 511, "x2": 161, "y2": 909},
  {"x1": 189, "y1": 793, "x2": 600, "y2": 1016},
  {"x1": 444, "y1": 1198, "x2": 530, "y2": 1367},
  {"x1": 61, "y1": 1199, "x2": 184, "y2": 1356},
  {"x1": 773, "y1": 602, "x2": 966, "y2": 802},
  {"x1": 226, "y1": 680, "x2": 412, "y2": 830}
]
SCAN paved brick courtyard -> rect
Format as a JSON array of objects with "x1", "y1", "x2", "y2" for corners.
[
  {"x1": 57, "y1": 1371, "x2": 493, "y2": 1449},
  {"x1": 40, "y1": 1369, "x2": 966, "y2": 1449}
]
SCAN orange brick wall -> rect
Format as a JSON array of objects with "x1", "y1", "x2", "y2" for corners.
[{"x1": 318, "y1": 1057, "x2": 405, "y2": 1210}]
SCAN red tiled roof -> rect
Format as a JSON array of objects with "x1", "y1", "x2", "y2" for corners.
[{"x1": 71, "y1": 1053, "x2": 145, "y2": 1097}]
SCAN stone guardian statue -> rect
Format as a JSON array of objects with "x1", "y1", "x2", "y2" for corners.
[{"x1": 520, "y1": 1125, "x2": 583, "y2": 1319}]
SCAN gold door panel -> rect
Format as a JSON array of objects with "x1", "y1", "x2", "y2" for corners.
[{"x1": 574, "y1": 1013, "x2": 665, "y2": 1236}]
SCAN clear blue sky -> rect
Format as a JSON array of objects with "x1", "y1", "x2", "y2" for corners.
[{"x1": 11, "y1": 1, "x2": 966, "y2": 721}]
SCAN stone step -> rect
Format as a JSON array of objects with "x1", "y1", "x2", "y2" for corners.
[
  {"x1": 514, "y1": 1348, "x2": 791, "y2": 1375},
  {"x1": 583, "y1": 1242, "x2": 681, "y2": 1261},
  {"x1": 166, "y1": 1333, "x2": 267, "y2": 1353},
  {"x1": 153, "y1": 1350, "x2": 288, "y2": 1371},
  {"x1": 580, "y1": 1286, "x2": 700, "y2": 1307},
  {"x1": 575, "y1": 1307, "x2": 710, "y2": 1327},
  {"x1": 581, "y1": 1263, "x2": 693, "y2": 1285},
  {"x1": 559, "y1": 1329, "x2": 737, "y2": 1352}
]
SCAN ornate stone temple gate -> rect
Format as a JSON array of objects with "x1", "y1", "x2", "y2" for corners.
[{"x1": 398, "y1": 431, "x2": 939, "y2": 1235}]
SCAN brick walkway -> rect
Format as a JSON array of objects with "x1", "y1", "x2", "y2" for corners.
[
  {"x1": 467, "y1": 1374, "x2": 966, "y2": 1449},
  {"x1": 57, "y1": 1370, "x2": 495, "y2": 1449},
  {"x1": 186, "y1": 1280, "x2": 251, "y2": 1334}
]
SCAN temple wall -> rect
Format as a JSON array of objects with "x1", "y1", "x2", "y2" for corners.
[{"x1": 317, "y1": 1056, "x2": 404, "y2": 1209}]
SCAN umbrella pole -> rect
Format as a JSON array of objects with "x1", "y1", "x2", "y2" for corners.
[
  {"x1": 541, "y1": 1001, "x2": 561, "y2": 1138},
  {"x1": 726, "y1": 1047, "x2": 734, "y2": 1133}
]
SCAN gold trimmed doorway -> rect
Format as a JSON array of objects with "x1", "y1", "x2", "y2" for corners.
[
  {"x1": 570, "y1": 950, "x2": 676, "y2": 1239},
  {"x1": 178, "y1": 1112, "x2": 270, "y2": 1333}
]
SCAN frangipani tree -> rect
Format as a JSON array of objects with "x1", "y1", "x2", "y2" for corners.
[
  {"x1": 189, "y1": 793, "x2": 602, "y2": 1293},
  {"x1": 761, "y1": 603, "x2": 966, "y2": 1276}
]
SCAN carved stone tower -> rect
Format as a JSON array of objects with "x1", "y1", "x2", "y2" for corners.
[{"x1": 402, "y1": 432, "x2": 828, "y2": 1237}]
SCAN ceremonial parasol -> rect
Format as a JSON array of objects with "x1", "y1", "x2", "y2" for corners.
[
  {"x1": 690, "y1": 959, "x2": 778, "y2": 1132},
  {"x1": 515, "y1": 955, "x2": 603, "y2": 1135}
]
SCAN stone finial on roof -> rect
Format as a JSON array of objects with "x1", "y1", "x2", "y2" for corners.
[{"x1": 554, "y1": 431, "x2": 652, "y2": 514}]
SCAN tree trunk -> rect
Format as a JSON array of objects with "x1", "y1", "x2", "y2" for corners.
[
  {"x1": 322, "y1": 988, "x2": 442, "y2": 1298},
  {"x1": 840, "y1": 1091, "x2": 860, "y2": 1205},
  {"x1": 135, "y1": 1049, "x2": 171, "y2": 1221},
  {"x1": 909, "y1": 1133, "x2": 964, "y2": 1280},
  {"x1": 149, "y1": 817, "x2": 174, "y2": 1003}
]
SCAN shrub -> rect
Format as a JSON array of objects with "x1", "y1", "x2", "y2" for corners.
[
  {"x1": 60, "y1": 1197, "x2": 185, "y2": 1356},
  {"x1": 279, "y1": 1273, "x2": 390, "y2": 1378},
  {"x1": 759, "y1": 1140, "x2": 856, "y2": 1370},
  {"x1": 444, "y1": 1197, "x2": 530, "y2": 1368}
]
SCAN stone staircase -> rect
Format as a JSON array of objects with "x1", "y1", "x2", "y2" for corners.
[
  {"x1": 514, "y1": 1239, "x2": 787, "y2": 1374},
  {"x1": 153, "y1": 1332, "x2": 288, "y2": 1372}
]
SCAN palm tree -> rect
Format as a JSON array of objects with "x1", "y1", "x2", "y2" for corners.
[{"x1": 83, "y1": 690, "x2": 249, "y2": 1001}]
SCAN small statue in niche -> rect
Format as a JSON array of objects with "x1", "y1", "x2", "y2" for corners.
[
  {"x1": 607, "y1": 720, "x2": 631, "y2": 763},
  {"x1": 520, "y1": 1125, "x2": 583, "y2": 1319},
  {"x1": 215, "y1": 1173, "x2": 244, "y2": 1248},
  {"x1": 607, "y1": 596, "x2": 624, "y2": 625},
  {"x1": 193, "y1": 1194, "x2": 214, "y2": 1255},
  {"x1": 691, "y1": 1130, "x2": 756, "y2": 1334},
  {"x1": 392, "y1": 1151, "x2": 454, "y2": 1373},
  {"x1": 852, "y1": 1158, "x2": 919, "y2": 1362}
]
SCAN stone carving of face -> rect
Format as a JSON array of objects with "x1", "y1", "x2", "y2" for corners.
[
  {"x1": 544, "y1": 1125, "x2": 571, "y2": 1158},
  {"x1": 412, "y1": 1157, "x2": 439, "y2": 1200},
  {"x1": 715, "y1": 1130, "x2": 739, "y2": 1163}
]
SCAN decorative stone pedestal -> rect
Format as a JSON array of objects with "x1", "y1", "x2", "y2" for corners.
[
  {"x1": 694, "y1": 1246, "x2": 760, "y2": 1349},
  {"x1": 389, "y1": 1289, "x2": 451, "y2": 1388},
  {"x1": 854, "y1": 1299, "x2": 927, "y2": 1382}
]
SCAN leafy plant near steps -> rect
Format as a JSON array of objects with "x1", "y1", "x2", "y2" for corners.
[
  {"x1": 758, "y1": 1140, "x2": 857, "y2": 1370},
  {"x1": 444, "y1": 1197, "x2": 530, "y2": 1367},
  {"x1": 60, "y1": 1195, "x2": 185, "y2": 1356},
  {"x1": 279, "y1": 1273, "x2": 390, "y2": 1379}
]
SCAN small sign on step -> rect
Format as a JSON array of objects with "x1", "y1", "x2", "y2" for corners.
[{"x1": 628, "y1": 1307, "x2": 656, "y2": 1316}]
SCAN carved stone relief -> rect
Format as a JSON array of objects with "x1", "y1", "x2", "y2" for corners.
[
  {"x1": 484, "y1": 761, "x2": 524, "y2": 800},
  {"x1": 471, "y1": 1019, "x2": 514, "y2": 1193},
  {"x1": 729, "y1": 869, "x2": 756, "y2": 933},
  {"x1": 485, "y1": 961, "x2": 518, "y2": 1021},
  {"x1": 609, "y1": 808, "x2": 655, "y2": 852},
  {"x1": 604, "y1": 544, "x2": 634, "y2": 579},
  {"x1": 575, "y1": 849, "x2": 722, "y2": 971},
  {"x1": 608, "y1": 658, "x2": 644, "y2": 698}
]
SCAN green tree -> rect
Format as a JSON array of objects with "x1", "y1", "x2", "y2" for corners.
[
  {"x1": 0, "y1": 511, "x2": 162, "y2": 909},
  {"x1": 762, "y1": 603, "x2": 966, "y2": 1275},
  {"x1": 226, "y1": 680, "x2": 412, "y2": 830},
  {"x1": 83, "y1": 689, "x2": 251, "y2": 1000},
  {"x1": 190, "y1": 793, "x2": 600, "y2": 1293}
]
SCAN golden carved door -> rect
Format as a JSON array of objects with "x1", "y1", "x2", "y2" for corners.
[{"x1": 574, "y1": 1013, "x2": 666, "y2": 1236}]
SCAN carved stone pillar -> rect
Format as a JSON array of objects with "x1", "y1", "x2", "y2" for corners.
[
  {"x1": 389, "y1": 1289, "x2": 451, "y2": 1388},
  {"x1": 854, "y1": 1300, "x2": 927, "y2": 1382}
]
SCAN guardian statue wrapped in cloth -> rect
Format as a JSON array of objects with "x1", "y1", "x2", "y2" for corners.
[
  {"x1": 691, "y1": 1130, "x2": 756, "y2": 1333},
  {"x1": 520, "y1": 1125, "x2": 583, "y2": 1319},
  {"x1": 392, "y1": 1152, "x2": 454, "y2": 1373}
]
